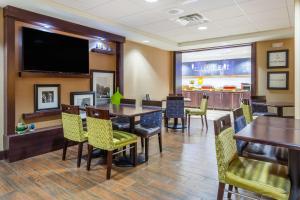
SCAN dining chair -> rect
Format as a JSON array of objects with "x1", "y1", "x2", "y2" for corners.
[
  {"x1": 233, "y1": 107, "x2": 288, "y2": 165},
  {"x1": 214, "y1": 114, "x2": 290, "y2": 200},
  {"x1": 251, "y1": 96, "x2": 277, "y2": 117},
  {"x1": 134, "y1": 100, "x2": 163, "y2": 162},
  {"x1": 61, "y1": 104, "x2": 87, "y2": 168},
  {"x1": 185, "y1": 94, "x2": 209, "y2": 129},
  {"x1": 112, "y1": 98, "x2": 136, "y2": 131},
  {"x1": 165, "y1": 96, "x2": 185, "y2": 133},
  {"x1": 85, "y1": 107, "x2": 137, "y2": 180},
  {"x1": 240, "y1": 99, "x2": 253, "y2": 124}
]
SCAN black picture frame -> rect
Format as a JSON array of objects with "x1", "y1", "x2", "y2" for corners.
[
  {"x1": 34, "y1": 84, "x2": 61, "y2": 112},
  {"x1": 90, "y1": 70, "x2": 115, "y2": 105},
  {"x1": 70, "y1": 91, "x2": 95, "y2": 108},
  {"x1": 267, "y1": 71, "x2": 289, "y2": 90},
  {"x1": 267, "y1": 49, "x2": 289, "y2": 69}
]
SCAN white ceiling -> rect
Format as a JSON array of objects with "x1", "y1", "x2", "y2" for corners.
[{"x1": 0, "y1": 0, "x2": 295, "y2": 50}]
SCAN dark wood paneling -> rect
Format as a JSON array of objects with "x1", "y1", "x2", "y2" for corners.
[
  {"x1": 173, "y1": 51, "x2": 182, "y2": 95},
  {"x1": 116, "y1": 42, "x2": 124, "y2": 94},
  {"x1": 251, "y1": 42, "x2": 257, "y2": 96},
  {"x1": 7, "y1": 126, "x2": 64, "y2": 162},
  {"x1": 4, "y1": 6, "x2": 125, "y2": 43},
  {"x1": 4, "y1": 16, "x2": 16, "y2": 137},
  {"x1": 18, "y1": 71, "x2": 91, "y2": 78}
]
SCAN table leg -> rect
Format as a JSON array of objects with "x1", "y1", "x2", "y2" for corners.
[
  {"x1": 174, "y1": 118, "x2": 178, "y2": 128},
  {"x1": 277, "y1": 106, "x2": 283, "y2": 117},
  {"x1": 288, "y1": 149, "x2": 300, "y2": 200}
]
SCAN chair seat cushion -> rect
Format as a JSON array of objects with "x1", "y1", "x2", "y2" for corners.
[
  {"x1": 134, "y1": 124, "x2": 161, "y2": 137},
  {"x1": 185, "y1": 108, "x2": 205, "y2": 115},
  {"x1": 112, "y1": 131, "x2": 137, "y2": 148},
  {"x1": 226, "y1": 157, "x2": 290, "y2": 200},
  {"x1": 112, "y1": 122, "x2": 130, "y2": 130}
]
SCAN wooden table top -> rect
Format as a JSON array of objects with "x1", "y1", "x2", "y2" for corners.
[
  {"x1": 88, "y1": 104, "x2": 162, "y2": 117},
  {"x1": 254, "y1": 102, "x2": 294, "y2": 107},
  {"x1": 234, "y1": 116, "x2": 300, "y2": 151}
]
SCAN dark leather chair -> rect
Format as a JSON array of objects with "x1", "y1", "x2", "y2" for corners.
[
  {"x1": 165, "y1": 96, "x2": 185, "y2": 133},
  {"x1": 135, "y1": 100, "x2": 163, "y2": 162},
  {"x1": 112, "y1": 98, "x2": 136, "y2": 130},
  {"x1": 250, "y1": 96, "x2": 277, "y2": 117},
  {"x1": 233, "y1": 107, "x2": 288, "y2": 165}
]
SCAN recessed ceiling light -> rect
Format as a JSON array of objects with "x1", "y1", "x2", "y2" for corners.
[
  {"x1": 144, "y1": 0, "x2": 158, "y2": 3},
  {"x1": 143, "y1": 40, "x2": 150, "y2": 43},
  {"x1": 181, "y1": 0, "x2": 198, "y2": 5},
  {"x1": 198, "y1": 26, "x2": 207, "y2": 30}
]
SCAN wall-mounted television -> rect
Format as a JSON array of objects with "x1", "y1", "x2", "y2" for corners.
[{"x1": 22, "y1": 27, "x2": 89, "y2": 74}]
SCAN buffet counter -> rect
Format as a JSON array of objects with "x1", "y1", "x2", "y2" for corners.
[{"x1": 182, "y1": 90, "x2": 251, "y2": 110}]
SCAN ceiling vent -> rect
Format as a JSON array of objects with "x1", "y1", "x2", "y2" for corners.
[{"x1": 175, "y1": 13, "x2": 209, "y2": 26}]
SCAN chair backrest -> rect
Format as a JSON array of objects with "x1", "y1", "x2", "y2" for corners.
[
  {"x1": 120, "y1": 98, "x2": 136, "y2": 105},
  {"x1": 166, "y1": 96, "x2": 184, "y2": 118},
  {"x1": 213, "y1": 115, "x2": 238, "y2": 183},
  {"x1": 140, "y1": 111, "x2": 162, "y2": 128},
  {"x1": 61, "y1": 104, "x2": 80, "y2": 115},
  {"x1": 61, "y1": 104, "x2": 85, "y2": 142},
  {"x1": 241, "y1": 99, "x2": 253, "y2": 124},
  {"x1": 142, "y1": 100, "x2": 162, "y2": 107},
  {"x1": 199, "y1": 94, "x2": 209, "y2": 113},
  {"x1": 250, "y1": 96, "x2": 268, "y2": 113},
  {"x1": 86, "y1": 107, "x2": 114, "y2": 150},
  {"x1": 232, "y1": 108, "x2": 248, "y2": 154}
]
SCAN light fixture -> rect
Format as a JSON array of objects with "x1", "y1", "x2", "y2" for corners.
[
  {"x1": 143, "y1": 40, "x2": 150, "y2": 43},
  {"x1": 198, "y1": 26, "x2": 207, "y2": 30},
  {"x1": 144, "y1": 0, "x2": 158, "y2": 3}
]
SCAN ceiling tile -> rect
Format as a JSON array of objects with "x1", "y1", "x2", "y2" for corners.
[
  {"x1": 52, "y1": 0, "x2": 111, "y2": 11},
  {"x1": 237, "y1": 0, "x2": 286, "y2": 14}
]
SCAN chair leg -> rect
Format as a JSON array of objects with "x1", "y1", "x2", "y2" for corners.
[
  {"x1": 62, "y1": 139, "x2": 68, "y2": 161},
  {"x1": 227, "y1": 185, "x2": 233, "y2": 199},
  {"x1": 77, "y1": 142, "x2": 83, "y2": 168},
  {"x1": 130, "y1": 143, "x2": 137, "y2": 166},
  {"x1": 122, "y1": 146, "x2": 126, "y2": 157},
  {"x1": 166, "y1": 118, "x2": 169, "y2": 132},
  {"x1": 204, "y1": 115, "x2": 208, "y2": 128},
  {"x1": 158, "y1": 132, "x2": 162, "y2": 153},
  {"x1": 181, "y1": 117, "x2": 185, "y2": 133},
  {"x1": 200, "y1": 115, "x2": 204, "y2": 127},
  {"x1": 86, "y1": 144, "x2": 93, "y2": 171},
  {"x1": 145, "y1": 138, "x2": 149, "y2": 162},
  {"x1": 217, "y1": 182, "x2": 225, "y2": 200},
  {"x1": 188, "y1": 114, "x2": 191, "y2": 129},
  {"x1": 164, "y1": 116, "x2": 168, "y2": 127},
  {"x1": 141, "y1": 138, "x2": 144, "y2": 153},
  {"x1": 106, "y1": 151, "x2": 113, "y2": 180}
]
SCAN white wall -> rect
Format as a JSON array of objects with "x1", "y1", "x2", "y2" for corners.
[
  {"x1": 0, "y1": 7, "x2": 4, "y2": 151},
  {"x1": 124, "y1": 41, "x2": 172, "y2": 103}
]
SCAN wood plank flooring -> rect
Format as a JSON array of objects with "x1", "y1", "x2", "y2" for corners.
[{"x1": 0, "y1": 112, "x2": 264, "y2": 200}]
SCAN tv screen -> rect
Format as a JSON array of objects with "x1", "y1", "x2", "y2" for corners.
[{"x1": 22, "y1": 27, "x2": 89, "y2": 74}]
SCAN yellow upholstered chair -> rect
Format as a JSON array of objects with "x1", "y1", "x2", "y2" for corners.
[
  {"x1": 241, "y1": 99, "x2": 253, "y2": 124},
  {"x1": 186, "y1": 94, "x2": 209, "y2": 129},
  {"x1": 61, "y1": 104, "x2": 87, "y2": 168},
  {"x1": 213, "y1": 115, "x2": 290, "y2": 200},
  {"x1": 86, "y1": 107, "x2": 137, "y2": 180}
]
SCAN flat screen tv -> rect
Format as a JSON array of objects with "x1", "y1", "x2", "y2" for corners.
[{"x1": 22, "y1": 27, "x2": 89, "y2": 74}]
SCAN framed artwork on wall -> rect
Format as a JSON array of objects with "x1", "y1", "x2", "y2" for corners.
[
  {"x1": 70, "y1": 91, "x2": 95, "y2": 108},
  {"x1": 34, "y1": 84, "x2": 61, "y2": 112},
  {"x1": 267, "y1": 50, "x2": 288, "y2": 69},
  {"x1": 90, "y1": 70, "x2": 115, "y2": 105},
  {"x1": 267, "y1": 72, "x2": 289, "y2": 90}
]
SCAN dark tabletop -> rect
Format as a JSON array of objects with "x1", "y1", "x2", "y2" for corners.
[{"x1": 234, "y1": 116, "x2": 300, "y2": 151}]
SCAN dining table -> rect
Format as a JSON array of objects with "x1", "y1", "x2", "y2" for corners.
[
  {"x1": 234, "y1": 116, "x2": 300, "y2": 200},
  {"x1": 254, "y1": 102, "x2": 294, "y2": 117},
  {"x1": 81, "y1": 104, "x2": 162, "y2": 165}
]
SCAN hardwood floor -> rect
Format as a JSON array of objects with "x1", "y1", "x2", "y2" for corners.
[{"x1": 0, "y1": 113, "x2": 262, "y2": 200}]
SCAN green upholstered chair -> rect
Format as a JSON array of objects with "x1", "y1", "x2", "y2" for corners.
[
  {"x1": 85, "y1": 107, "x2": 137, "y2": 180},
  {"x1": 185, "y1": 94, "x2": 209, "y2": 129},
  {"x1": 241, "y1": 99, "x2": 253, "y2": 124},
  {"x1": 213, "y1": 114, "x2": 290, "y2": 200},
  {"x1": 61, "y1": 104, "x2": 87, "y2": 168}
]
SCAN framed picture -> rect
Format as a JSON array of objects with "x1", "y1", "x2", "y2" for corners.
[
  {"x1": 34, "y1": 84, "x2": 61, "y2": 112},
  {"x1": 267, "y1": 50, "x2": 288, "y2": 69},
  {"x1": 90, "y1": 70, "x2": 115, "y2": 105},
  {"x1": 70, "y1": 91, "x2": 95, "y2": 108},
  {"x1": 267, "y1": 72, "x2": 289, "y2": 90}
]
